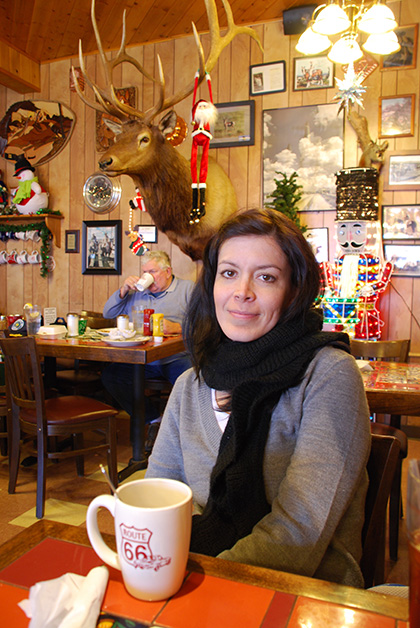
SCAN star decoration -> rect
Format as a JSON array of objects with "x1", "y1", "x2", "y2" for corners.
[{"x1": 333, "y1": 62, "x2": 367, "y2": 114}]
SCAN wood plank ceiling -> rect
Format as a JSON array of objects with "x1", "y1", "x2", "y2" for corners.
[{"x1": 0, "y1": 0, "x2": 312, "y2": 63}]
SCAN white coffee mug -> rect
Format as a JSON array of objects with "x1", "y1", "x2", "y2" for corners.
[
  {"x1": 135, "y1": 272, "x2": 154, "y2": 292},
  {"x1": 86, "y1": 478, "x2": 193, "y2": 601}
]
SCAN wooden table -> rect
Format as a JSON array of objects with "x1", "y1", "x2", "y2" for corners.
[
  {"x1": 361, "y1": 361, "x2": 420, "y2": 427},
  {"x1": 36, "y1": 335, "x2": 185, "y2": 480},
  {"x1": 0, "y1": 520, "x2": 408, "y2": 627}
]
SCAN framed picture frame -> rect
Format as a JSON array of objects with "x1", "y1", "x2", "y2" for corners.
[
  {"x1": 210, "y1": 100, "x2": 255, "y2": 148},
  {"x1": 249, "y1": 61, "x2": 286, "y2": 96},
  {"x1": 65, "y1": 230, "x2": 80, "y2": 254},
  {"x1": 293, "y1": 56, "x2": 334, "y2": 91},
  {"x1": 382, "y1": 205, "x2": 420, "y2": 240},
  {"x1": 263, "y1": 103, "x2": 344, "y2": 210},
  {"x1": 380, "y1": 24, "x2": 418, "y2": 70},
  {"x1": 137, "y1": 225, "x2": 158, "y2": 243},
  {"x1": 384, "y1": 243, "x2": 420, "y2": 276},
  {"x1": 304, "y1": 227, "x2": 329, "y2": 262},
  {"x1": 379, "y1": 94, "x2": 415, "y2": 138},
  {"x1": 82, "y1": 220, "x2": 122, "y2": 275},
  {"x1": 383, "y1": 151, "x2": 420, "y2": 191}
]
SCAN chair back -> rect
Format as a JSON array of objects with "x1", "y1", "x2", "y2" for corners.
[
  {"x1": 360, "y1": 433, "x2": 400, "y2": 588},
  {"x1": 0, "y1": 336, "x2": 46, "y2": 431},
  {"x1": 350, "y1": 338, "x2": 410, "y2": 363}
]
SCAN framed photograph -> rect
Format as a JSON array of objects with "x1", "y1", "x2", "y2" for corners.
[
  {"x1": 304, "y1": 227, "x2": 329, "y2": 262},
  {"x1": 210, "y1": 100, "x2": 255, "y2": 148},
  {"x1": 249, "y1": 61, "x2": 286, "y2": 96},
  {"x1": 137, "y1": 225, "x2": 158, "y2": 243},
  {"x1": 379, "y1": 94, "x2": 415, "y2": 138},
  {"x1": 383, "y1": 151, "x2": 420, "y2": 191},
  {"x1": 382, "y1": 205, "x2": 420, "y2": 239},
  {"x1": 380, "y1": 24, "x2": 418, "y2": 70},
  {"x1": 384, "y1": 244, "x2": 420, "y2": 276},
  {"x1": 65, "y1": 230, "x2": 80, "y2": 254},
  {"x1": 263, "y1": 103, "x2": 344, "y2": 210},
  {"x1": 82, "y1": 220, "x2": 122, "y2": 275},
  {"x1": 96, "y1": 87, "x2": 136, "y2": 152},
  {"x1": 293, "y1": 56, "x2": 334, "y2": 91}
]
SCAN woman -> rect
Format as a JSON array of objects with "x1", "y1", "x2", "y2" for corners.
[{"x1": 146, "y1": 208, "x2": 371, "y2": 587}]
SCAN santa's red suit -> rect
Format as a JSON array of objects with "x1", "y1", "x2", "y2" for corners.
[{"x1": 190, "y1": 72, "x2": 217, "y2": 224}]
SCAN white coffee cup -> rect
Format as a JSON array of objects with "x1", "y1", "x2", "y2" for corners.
[
  {"x1": 86, "y1": 478, "x2": 192, "y2": 601},
  {"x1": 135, "y1": 272, "x2": 154, "y2": 292}
]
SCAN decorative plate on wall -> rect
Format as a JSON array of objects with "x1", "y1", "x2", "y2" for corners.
[
  {"x1": 83, "y1": 172, "x2": 122, "y2": 214},
  {"x1": 0, "y1": 100, "x2": 76, "y2": 166}
]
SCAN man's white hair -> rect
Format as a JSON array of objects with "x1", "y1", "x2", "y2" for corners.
[{"x1": 142, "y1": 250, "x2": 172, "y2": 270}]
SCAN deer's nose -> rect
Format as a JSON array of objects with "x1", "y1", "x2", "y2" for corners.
[{"x1": 99, "y1": 158, "x2": 113, "y2": 170}]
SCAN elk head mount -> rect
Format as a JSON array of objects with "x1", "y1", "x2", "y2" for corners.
[{"x1": 73, "y1": 0, "x2": 262, "y2": 261}]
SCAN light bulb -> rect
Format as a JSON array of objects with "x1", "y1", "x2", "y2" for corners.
[
  {"x1": 328, "y1": 34, "x2": 363, "y2": 64},
  {"x1": 357, "y1": 2, "x2": 397, "y2": 35},
  {"x1": 363, "y1": 31, "x2": 401, "y2": 55},
  {"x1": 296, "y1": 27, "x2": 332, "y2": 55},
  {"x1": 312, "y1": 4, "x2": 351, "y2": 36}
]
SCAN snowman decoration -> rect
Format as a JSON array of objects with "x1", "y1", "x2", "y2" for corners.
[{"x1": 11, "y1": 156, "x2": 48, "y2": 215}]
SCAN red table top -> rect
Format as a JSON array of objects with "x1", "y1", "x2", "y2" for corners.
[{"x1": 0, "y1": 522, "x2": 408, "y2": 628}]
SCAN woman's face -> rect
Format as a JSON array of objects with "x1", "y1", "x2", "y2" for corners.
[{"x1": 214, "y1": 234, "x2": 294, "y2": 342}]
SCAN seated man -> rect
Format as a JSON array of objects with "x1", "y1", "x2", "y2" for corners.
[{"x1": 102, "y1": 250, "x2": 195, "y2": 453}]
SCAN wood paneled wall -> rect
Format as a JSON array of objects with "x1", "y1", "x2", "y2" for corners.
[{"x1": 1, "y1": 0, "x2": 419, "y2": 351}]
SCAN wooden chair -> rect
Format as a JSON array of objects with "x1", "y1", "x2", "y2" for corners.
[
  {"x1": 0, "y1": 381, "x2": 8, "y2": 456},
  {"x1": 361, "y1": 432, "x2": 400, "y2": 588},
  {"x1": 0, "y1": 335, "x2": 118, "y2": 519},
  {"x1": 350, "y1": 338, "x2": 410, "y2": 562}
]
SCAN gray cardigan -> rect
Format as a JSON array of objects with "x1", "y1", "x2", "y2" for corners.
[{"x1": 146, "y1": 346, "x2": 371, "y2": 587}]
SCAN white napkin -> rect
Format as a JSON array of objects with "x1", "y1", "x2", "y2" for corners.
[
  {"x1": 108, "y1": 328, "x2": 136, "y2": 340},
  {"x1": 355, "y1": 359, "x2": 374, "y2": 372},
  {"x1": 18, "y1": 565, "x2": 109, "y2": 628}
]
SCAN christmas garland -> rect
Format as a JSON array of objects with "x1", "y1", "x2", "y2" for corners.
[{"x1": 0, "y1": 209, "x2": 62, "y2": 277}]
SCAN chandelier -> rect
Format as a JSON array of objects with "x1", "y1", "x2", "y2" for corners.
[{"x1": 296, "y1": 0, "x2": 400, "y2": 64}]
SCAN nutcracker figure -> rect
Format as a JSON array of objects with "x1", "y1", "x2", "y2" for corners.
[{"x1": 321, "y1": 168, "x2": 393, "y2": 339}]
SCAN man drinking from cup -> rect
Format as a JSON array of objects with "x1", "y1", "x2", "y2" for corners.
[{"x1": 102, "y1": 251, "x2": 194, "y2": 454}]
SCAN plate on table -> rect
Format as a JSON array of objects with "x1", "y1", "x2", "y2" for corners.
[{"x1": 103, "y1": 336, "x2": 150, "y2": 347}]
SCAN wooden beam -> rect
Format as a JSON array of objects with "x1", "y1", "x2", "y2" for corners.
[{"x1": 0, "y1": 39, "x2": 40, "y2": 93}]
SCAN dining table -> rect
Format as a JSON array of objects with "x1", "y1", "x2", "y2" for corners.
[
  {"x1": 35, "y1": 334, "x2": 185, "y2": 481},
  {"x1": 0, "y1": 520, "x2": 408, "y2": 627},
  {"x1": 360, "y1": 360, "x2": 420, "y2": 427}
]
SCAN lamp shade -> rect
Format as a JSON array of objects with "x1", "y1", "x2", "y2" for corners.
[
  {"x1": 296, "y1": 27, "x2": 332, "y2": 55},
  {"x1": 357, "y1": 2, "x2": 397, "y2": 34},
  {"x1": 328, "y1": 34, "x2": 363, "y2": 64},
  {"x1": 312, "y1": 4, "x2": 351, "y2": 36},
  {"x1": 363, "y1": 31, "x2": 400, "y2": 55}
]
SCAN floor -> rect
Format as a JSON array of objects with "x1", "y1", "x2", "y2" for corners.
[{"x1": 0, "y1": 410, "x2": 418, "y2": 588}]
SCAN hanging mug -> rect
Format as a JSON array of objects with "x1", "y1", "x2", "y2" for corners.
[
  {"x1": 28, "y1": 250, "x2": 41, "y2": 264},
  {"x1": 0, "y1": 251, "x2": 7, "y2": 264},
  {"x1": 7, "y1": 250, "x2": 18, "y2": 264},
  {"x1": 17, "y1": 250, "x2": 28, "y2": 264}
]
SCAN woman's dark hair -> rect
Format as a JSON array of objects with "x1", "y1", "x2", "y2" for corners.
[{"x1": 184, "y1": 208, "x2": 321, "y2": 373}]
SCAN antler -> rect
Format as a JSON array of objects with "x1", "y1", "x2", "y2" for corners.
[{"x1": 72, "y1": 0, "x2": 262, "y2": 125}]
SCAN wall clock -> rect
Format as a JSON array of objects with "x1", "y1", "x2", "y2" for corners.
[{"x1": 83, "y1": 172, "x2": 121, "y2": 213}]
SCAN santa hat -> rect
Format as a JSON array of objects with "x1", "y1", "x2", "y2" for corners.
[{"x1": 14, "y1": 156, "x2": 35, "y2": 177}]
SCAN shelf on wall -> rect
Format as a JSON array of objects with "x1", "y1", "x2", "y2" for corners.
[{"x1": 0, "y1": 214, "x2": 64, "y2": 247}]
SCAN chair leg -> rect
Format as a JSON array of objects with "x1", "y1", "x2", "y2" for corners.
[
  {"x1": 8, "y1": 413, "x2": 21, "y2": 494},
  {"x1": 389, "y1": 459, "x2": 402, "y2": 561},
  {"x1": 73, "y1": 433, "x2": 85, "y2": 476},
  {"x1": 107, "y1": 416, "x2": 118, "y2": 489},
  {"x1": 36, "y1": 429, "x2": 47, "y2": 519},
  {"x1": 0, "y1": 416, "x2": 7, "y2": 456}
]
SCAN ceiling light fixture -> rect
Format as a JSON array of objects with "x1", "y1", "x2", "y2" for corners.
[{"x1": 296, "y1": 1, "x2": 399, "y2": 65}]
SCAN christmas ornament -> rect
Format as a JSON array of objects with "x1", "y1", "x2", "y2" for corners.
[{"x1": 333, "y1": 62, "x2": 367, "y2": 114}]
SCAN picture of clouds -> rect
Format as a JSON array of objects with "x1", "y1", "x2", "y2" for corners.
[{"x1": 263, "y1": 103, "x2": 344, "y2": 211}]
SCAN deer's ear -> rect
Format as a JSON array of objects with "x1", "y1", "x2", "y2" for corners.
[
  {"x1": 159, "y1": 110, "x2": 177, "y2": 136},
  {"x1": 103, "y1": 118, "x2": 123, "y2": 136}
]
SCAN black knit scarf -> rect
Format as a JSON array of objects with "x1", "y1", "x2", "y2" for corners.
[{"x1": 190, "y1": 308, "x2": 350, "y2": 556}]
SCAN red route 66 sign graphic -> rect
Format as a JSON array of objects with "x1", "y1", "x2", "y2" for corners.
[{"x1": 119, "y1": 524, "x2": 171, "y2": 571}]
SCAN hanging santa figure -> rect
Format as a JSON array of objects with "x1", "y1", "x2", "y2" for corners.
[
  {"x1": 189, "y1": 72, "x2": 218, "y2": 224},
  {"x1": 321, "y1": 168, "x2": 393, "y2": 339}
]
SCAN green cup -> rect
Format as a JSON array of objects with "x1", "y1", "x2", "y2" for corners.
[{"x1": 78, "y1": 319, "x2": 87, "y2": 335}]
